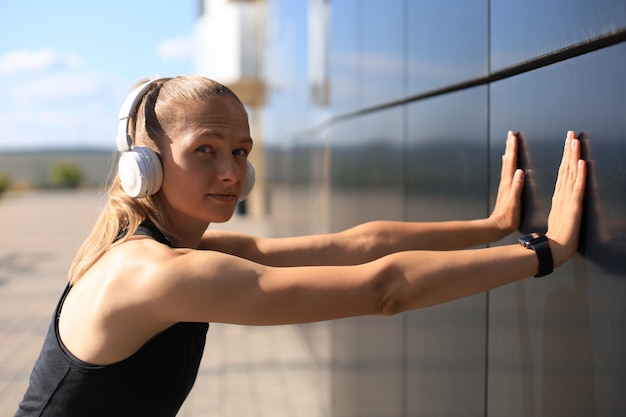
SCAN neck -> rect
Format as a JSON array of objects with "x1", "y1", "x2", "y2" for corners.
[{"x1": 167, "y1": 219, "x2": 210, "y2": 249}]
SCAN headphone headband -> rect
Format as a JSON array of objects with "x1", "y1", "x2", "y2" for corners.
[{"x1": 115, "y1": 80, "x2": 158, "y2": 152}]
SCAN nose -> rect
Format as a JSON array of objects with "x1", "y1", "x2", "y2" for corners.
[{"x1": 216, "y1": 155, "x2": 243, "y2": 185}]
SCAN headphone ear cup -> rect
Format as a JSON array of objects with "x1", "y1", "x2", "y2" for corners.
[
  {"x1": 239, "y1": 160, "x2": 256, "y2": 202},
  {"x1": 118, "y1": 146, "x2": 163, "y2": 198}
]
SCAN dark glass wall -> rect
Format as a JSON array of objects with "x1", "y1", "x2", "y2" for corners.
[
  {"x1": 406, "y1": 0, "x2": 488, "y2": 95},
  {"x1": 261, "y1": 1, "x2": 626, "y2": 416},
  {"x1": 329, "y1": 108, "x2": 406, "y2": 417},
  {"x1": 487, "y1": 42, "x2": 626, "y2": 417},
  {"x1": 490, "y1": 0, "x2": 626, "y2": 71},
  {"x1": 405, "y1": 87, "x2": 489, "y2": 417}
]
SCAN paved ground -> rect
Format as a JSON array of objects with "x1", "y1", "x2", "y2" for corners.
[{"x1": 0, "y1": 190, "x2": 328, "y2": 416}]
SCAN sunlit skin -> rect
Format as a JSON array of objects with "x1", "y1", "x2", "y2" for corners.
[
  {"x1": 159, "y1": 95, "x2": 253, "y2": 248},
  {"x1": 58, "y1": 119, "x2": 586, "y2": 368}
]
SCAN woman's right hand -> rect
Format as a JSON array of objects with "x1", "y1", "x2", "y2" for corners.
[{"x1": 546, "y1": 131, "x2": 587, "y2": 267}]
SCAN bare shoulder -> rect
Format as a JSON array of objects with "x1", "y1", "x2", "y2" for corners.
[
  {"x1": 59, "y1": 236, "x2": 263, "y2": 364},
  {"x1": 58, "y1": 237, "x2": 195, "y2": 364},
  {"x1": 63, "y1": 237, "x2": 182, "y2": 322},
  {"x1": 94, "y1": 237, "x2": 265, "y2": 323},
  {"x1": 98, "y1": 237, "x2": 213, "y2": 309}
]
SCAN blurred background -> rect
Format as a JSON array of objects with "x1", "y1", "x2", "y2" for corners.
[{"x1": 1, "y1": 0, "x2": 625, "y2": 416}]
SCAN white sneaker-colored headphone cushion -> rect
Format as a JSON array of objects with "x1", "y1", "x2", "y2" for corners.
[
  {"x1": 239, "y1": 160, "x2": 255, "y2": 202},
  {"x1": 118, "y1": 146, "x2": 163, "y2": 197}
]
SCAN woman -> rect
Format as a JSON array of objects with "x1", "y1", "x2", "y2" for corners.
[{"x1": 16, "y1": 75, "x2": 586, "y2": 416}]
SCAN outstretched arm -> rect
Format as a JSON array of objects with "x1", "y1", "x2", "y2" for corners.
[
  {"x1": 150, "y1": 132, "x2": 585, "y2": 326},
  {"x1": 380, "y1": 131, "x2": 587, "y2": 313},
  {"x1": 200, "y1": 131, "x2": 524, "y2": 266}
]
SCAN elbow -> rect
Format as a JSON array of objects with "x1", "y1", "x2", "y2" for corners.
[
  {"x1": 378, "y1": 292, "x2": 403, "y2": 317},
  {"x1": 372, "y1": 264, "x2": 411, "y2": 317}
]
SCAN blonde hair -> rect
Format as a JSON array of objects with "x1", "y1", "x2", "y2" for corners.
[{"x1": 68, "y1": 75, "x2": 244, "y2": 284}]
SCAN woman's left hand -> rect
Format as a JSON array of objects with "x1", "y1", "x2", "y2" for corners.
[{"x1": 488, "y1": 131, "x2": 525, "y2": 237}]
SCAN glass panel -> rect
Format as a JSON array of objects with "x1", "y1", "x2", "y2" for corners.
[
  {"x1": 488, "y1": 42, "x2": 626, "y2": 417},
  {"x1": 405, "y1": 87, "x2": 489, "y2": 417},
  {"x1": 359, "y1": 0, "x2": 405, "y2": 107},
  {"x1": 491, "y1": 0, "x2": 626, "y2": 70},
  {"x1": 407, "y1": 0, "x2": 488, "y2": 95},
  {"x1": 329, "y1": 108, "x2": 405, "y2": 417},
  {"x1": 330, "y1": 0, "x2": 360, "y2": 115},
  {"x1": 329, "y1": 108, "x2": 405, "y2": 228}
]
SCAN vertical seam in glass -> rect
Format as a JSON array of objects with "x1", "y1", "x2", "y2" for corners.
[
  {"x1": 485, "y1": 1, "x2": 492, "y2": 416},
  {"x1": 356, "y1": 0, "x2": 363, "y2": 109},
  {"x1": 401, "y1": 2, "x2": 410, "y2": 416}
]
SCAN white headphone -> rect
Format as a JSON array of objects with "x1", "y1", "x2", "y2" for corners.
[{"x1": 115, "y1": 79, "x2": 255, "y2": 200}]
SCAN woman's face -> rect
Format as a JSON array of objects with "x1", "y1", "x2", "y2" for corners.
[{"x1": 159, "y1": 95, "x2": 253, "y2": 228}]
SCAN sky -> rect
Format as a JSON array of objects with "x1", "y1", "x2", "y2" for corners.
[{"x1": 0, "y1": 0, "x2": 197, "y2": 150}]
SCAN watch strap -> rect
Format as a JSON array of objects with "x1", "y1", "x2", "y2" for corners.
[
  {"x1": 531, "y1": 238, "x2": 553, "y2": 277},
  {"x1": 518, "y1": 233, "x2": 554, "y2": 278}
]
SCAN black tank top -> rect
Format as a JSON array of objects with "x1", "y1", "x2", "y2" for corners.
[{"x1": 15, "y1": 221, "x2": 209, "y2": 417}]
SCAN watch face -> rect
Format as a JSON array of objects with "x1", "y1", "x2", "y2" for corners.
[
  {"x1": 519, "y1": 235, "x2": 533, "y2": 247},
  {"x1": 519, "y1": 233, "x2": 546, "y2": 247}
]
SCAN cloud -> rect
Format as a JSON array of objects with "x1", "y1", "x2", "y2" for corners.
[
  {"x1": 0, "y1": 46, "x2": 169, "y2": 149},
  {"x1": 0, "y1": 88, "x2": 124, "y2": 149},
  {"x1": 0, "y1": 53, "x2": 132, "y2": 149},
  {"x1": 0, "y1": 49, "x2": 83, "y2": 77},
  {"x1": 157, "y1": 35, "x2": 194, "y2": 61},
  {"x1": 14, "y1": 71, "x2": 118, "y2": 103}
]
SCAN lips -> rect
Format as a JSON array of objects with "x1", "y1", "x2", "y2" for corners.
[{"x1": 207, "y1": 193, "x2": 237, "y2": 203}]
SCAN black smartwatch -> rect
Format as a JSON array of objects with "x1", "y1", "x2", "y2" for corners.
[{"x1": 518, "y1": 233, "x2": 553, "y2": 278}]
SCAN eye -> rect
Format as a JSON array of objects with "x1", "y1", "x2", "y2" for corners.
[
  {"x1": 196, "y1": 145, "x2": 214, "y2": 154},
  {"x1": 233, "y1": 148, "x2": 249, "y2": 157}
]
